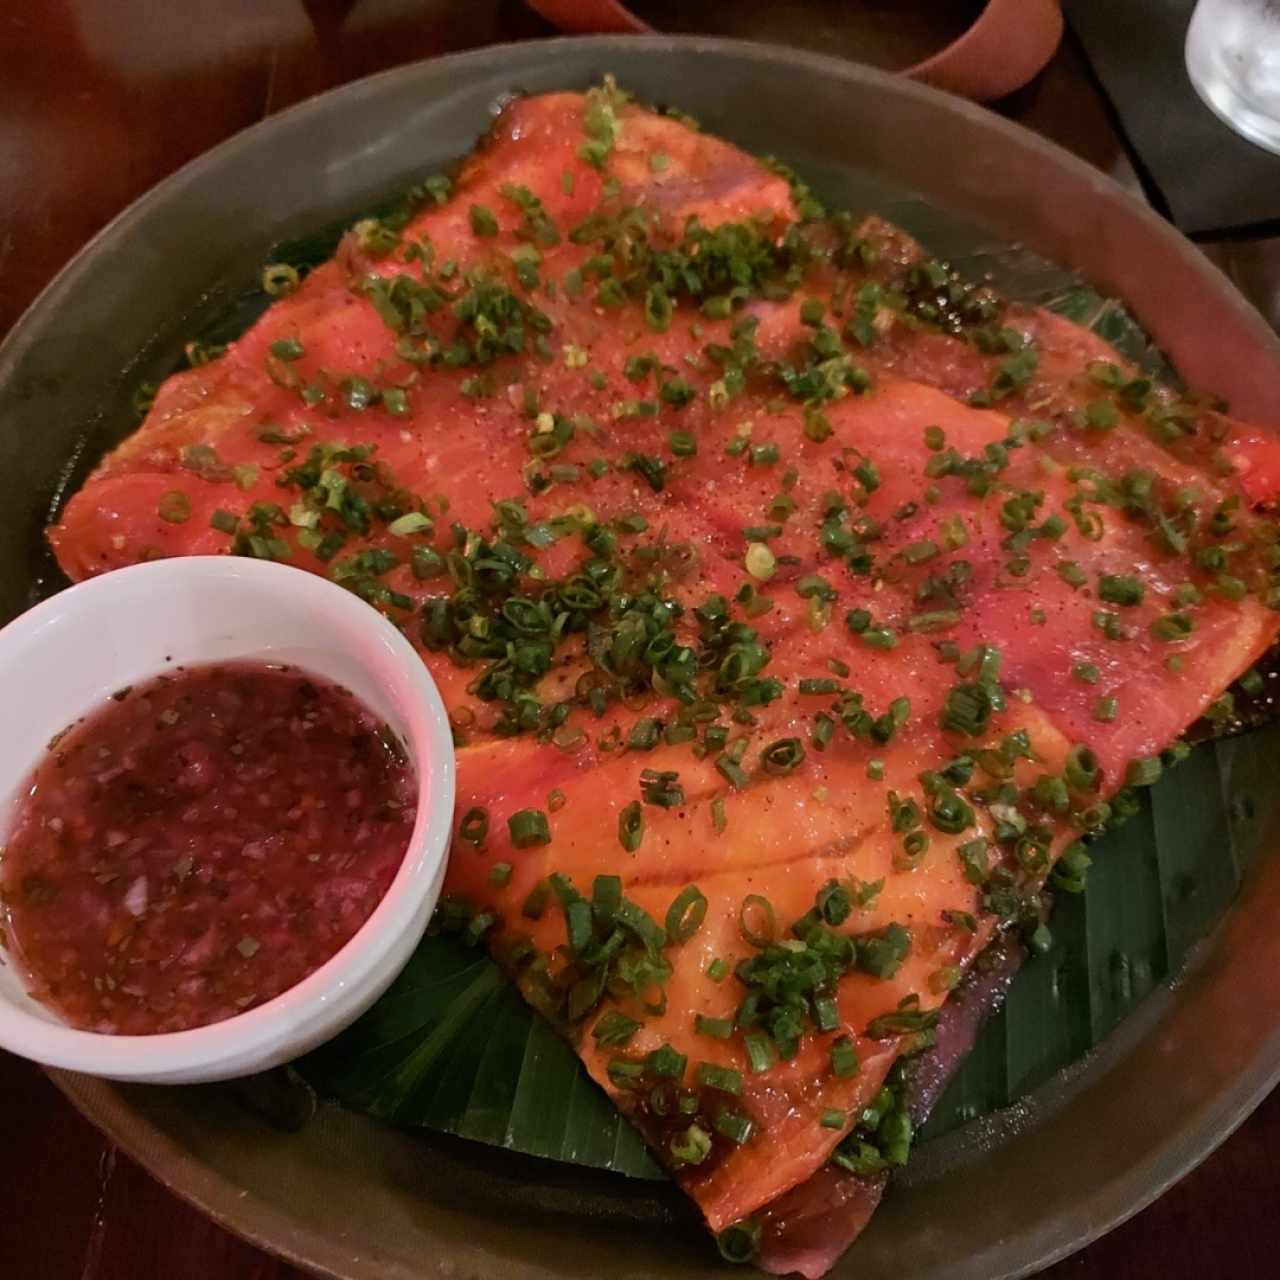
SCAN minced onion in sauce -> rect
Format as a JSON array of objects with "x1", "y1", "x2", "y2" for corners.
[{"x1": 0, "y1": 663, "x2": 416, "y2": 1035}]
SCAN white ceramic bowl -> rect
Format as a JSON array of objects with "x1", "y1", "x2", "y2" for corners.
[{"x1": 0, "y1": 556, "x2": 454, "y2": 1083}]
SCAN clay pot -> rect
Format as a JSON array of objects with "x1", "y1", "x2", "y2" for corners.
[{"x1": 521, "y1": 0, "x2": 1064, "y2": 102}]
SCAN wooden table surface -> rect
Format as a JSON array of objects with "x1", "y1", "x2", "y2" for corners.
[{"x1": 3, "y1": 3, "x2": 1280, "y2": 1278}]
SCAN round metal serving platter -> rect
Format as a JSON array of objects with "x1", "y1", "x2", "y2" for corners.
[{"x1": 4, "y1": 35, "x2": 1280, "y2": 1280}]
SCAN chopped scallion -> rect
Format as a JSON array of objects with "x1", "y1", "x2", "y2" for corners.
[{"x1": 508, "y1": 808, "x2": 551, "y2": 848}]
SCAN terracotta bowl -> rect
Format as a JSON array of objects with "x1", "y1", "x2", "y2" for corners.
[{"x1": 522, "y1": 0, "x2": 1065, "y2": 101}]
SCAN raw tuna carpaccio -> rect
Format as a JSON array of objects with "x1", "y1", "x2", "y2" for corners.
[{"x1": 48, "y1": 86, "x2": 1280, "y2": 1272}]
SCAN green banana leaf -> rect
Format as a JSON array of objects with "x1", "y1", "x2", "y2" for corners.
[{"x1": 297, "y1": 722, "x2": 1280, "y2": 1173}]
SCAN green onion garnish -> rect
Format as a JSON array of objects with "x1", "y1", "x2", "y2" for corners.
[
  {"x1": 743, "y1": 1031, "x2": 776, "y2": 1074},
  {"x1": 697, "y1": 1063, "x2": 744, "y2": 1095},
  {"x1": 592, "y1": 1010, "x2": 641, "y2": 1048},
  {"x1": 646, "y1": 1044, "x2": 687, "y2": 1079},
  {"x1": 716, "y1": 1220, "x2": 761, "y2": 1263},
  {"x1": 761, "y1": 737, "x2": 805, "y2": 775},
  {"x1": 627, "y1": 718, "x2": 660, "y2": 751},
  {"x1": 1151, "y1": 613, "x2": 1194, "y2": 641},
  {"x1": 854, "y1": 458, "x2": 880, "y2": 492},
  {"x1": 711, "y1": 796, "x2": 728, "y2": 833},
  {"x1": 800, "y1": 677, "x2": 840, "y2": 695},
  {"x1": 1098, "y1": 574, "x2": 1144, "y2": 606},
  {"x1": 618, "y1": 800, "x2": 644, "y2": 852},
  {"x1": 856, "y1": 923, "x2": 911, "y2": 979},
  {"x1": 1126, "y1": 755, "x2": 1163, "y2": 786},
  {"x1": 957, "y1": 837, "x2": 989, "y2": 885},
  {"x1": 270, "y1": 337, "x2": 305, "y2": 361},
  {"x1": 816, "y1": 879, "x2": 852, "y2": 925},
  {"x1": 469, "y1": 204, "x2": 500, "y2": 236},
  {"x1": 157, "y1": 491, "x2": 191, "y2": 524},
  {"x1": 665, "y1": 885, "x2": 708, "y2": 943},
  {"x1": 521, "y1": 880, "x2": 550, "y2": 919},
  {"x1": 941, "y1": 682, "x2": 997, "y2": 737},
  {"x1": 739, "y1": 894, "x2": 776, "y2": 947},
  {"x1": 830, "y1": 1036, "x2": 859, "y2": 1078},
  {"x1": 814, "y1": 994, "x2": 840, "y2": 1032},
  {"x1": 607, "y1": 1059, "x2": 644, "y2": 1089},
  {"x1": 695, "y1": 1015, "x2": 734, "y2": 1040},
  {"x1": 459, "y1": 807, "x2": 489, "y2": 846},
  {"x1": 927, "y1": 787, "x2": 974, "y2": 834},
  {"x1": 508, "y1": 808, "x2": 551, "y2": 848},
  {"x1": 262, "y1": 263, "x2": 300, "y2": 295},
  {"x1": 712, "y1": 1107, "x2": 754, "y2": 1146},
  {"x1": 1064, "y1": 745, "x2": 1099, "y2": 791},
  {"x1": 387, "y1": 512, "x2": 433, "y2": 536},
  {"x1": 717, "y1": 754, "x2": 749, "y2": 788},
  {"x1": 863, "y1": 627, "x2": 898, "y2": 650},
  {"x1": 670, "y1": 1124, "x2": 712, "y2": 1167},
  {"x1": 1084, "y1": 398, "x2": 1119, "y2": 429}
]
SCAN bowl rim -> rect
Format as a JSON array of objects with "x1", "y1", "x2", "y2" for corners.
[
  {"x1": 0, "y1": 556, "x2": 456, "y2": 1081},
  {"x1": 5, "y1": 28, "x2": 1279, "y2": 1280}
]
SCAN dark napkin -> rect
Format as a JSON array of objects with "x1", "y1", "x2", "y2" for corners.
[{"x1": 1065, "y1": 0, "x2": 1280, "y2": 236}]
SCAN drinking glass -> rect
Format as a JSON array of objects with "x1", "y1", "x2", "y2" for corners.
[{"x1": 1186, "y1": 0, "x2": 1280, "y2": 154}]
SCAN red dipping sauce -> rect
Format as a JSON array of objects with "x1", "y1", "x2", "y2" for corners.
[{"x1": 0, "y1": 663, "x2": 416, "y2": 1035}]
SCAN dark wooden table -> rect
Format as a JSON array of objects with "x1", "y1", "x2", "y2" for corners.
[{"x1": 3, "y1": 3, "x2": 1280, "y2": 1278}]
